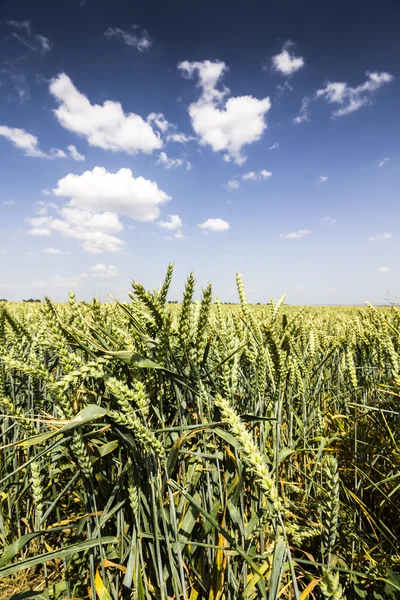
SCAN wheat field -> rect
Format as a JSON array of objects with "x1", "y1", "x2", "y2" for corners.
[{"x1": 0, "y1": 265, "x2": 399, "y2": 599}]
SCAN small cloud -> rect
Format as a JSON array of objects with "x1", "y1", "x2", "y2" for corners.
[
  {"x1": 6, "y1": 20, "x2": 51, "y2": 54},
  {"x1": 173, "y1": 230, "x2": 185, "y2": 240},
  {"x1": 41, "y1": 189, "x2": 52, "y2": 196},
  {"x1": 377, "y1": 266, "x2": 391, "y2": 273},
  {"x1": 199, "y1": 218, "x2": 230, "y2": 232},
  {"x1": 166, "y1": 132, "x2": 194, "y2": 143},
  {"x1": 0, "y1": 126, "x2": 66, "y2": 159},
  {"x1": 156, "y1": 151, "x2": 190, "y2": 170},
  {"x1": 272, "y1": 41, "x2": 304, "y2": 76},
  {"x1": 293, "y1": 96, "x2": 311, "y2": 124},
  {"x1": 228, "y1": 179, "x2": 240, "y2": 190},
  {"x1": 321, "y1": 216, "x2": 337, "y2": 225},
  {"x1": 319, "y1": 175, "x2": 328, "y2": 183},
  {"x1": 147, "y1": 112, "x2": 172, "y2": 133},
  {"x1": 315, "y1": 71, "x2": 393, "y2": 117},
  {"x1": 90, "y1": 263, "x2": 119, "y2": 278},
  {"x1": 275, "y1": 81, "x2": 294, "y2": 97},
  {"x1": 280, "y1": 229, "x2": 311, "y2": 239},
  {"x1": 157, "y1": 214, "x2": 182, "y2": 230},
  {"x1": 368, "y1": 232, "x2": 392, "y2": 242},
  {"x1": 104, "y1": 25, "x2": 151, "y2": 52},
  {"x1": 268, "y1": 142, "x2": 279, "y2": 150},
  {"x1": 67, "y1": 144, "x2": 85, "y2": 161},
  {"x1": 42, "y1": 247, "x2": 70, "y2": 255},
  {"x1": 379, "y1": 157, "x2": 389, "y2": 168},
  {"x1": 242, "y1": 170, "x2": 272, "y2": 181},
  {"x1": 2, "y1": 200, "x2": 14, "y2": 206}
]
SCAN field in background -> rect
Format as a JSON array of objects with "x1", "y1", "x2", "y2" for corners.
[{"x1": 0, "y1": 266, "x2": 399, "y2": 599}]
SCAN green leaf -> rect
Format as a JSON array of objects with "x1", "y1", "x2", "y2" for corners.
[{"x1": 0, "y1": 537, "x2": 118, "y2": 578}]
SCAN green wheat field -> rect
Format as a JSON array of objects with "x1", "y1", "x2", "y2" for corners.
[{"x1": 0, "y1": 265, "x2": 399, "y2": 599}]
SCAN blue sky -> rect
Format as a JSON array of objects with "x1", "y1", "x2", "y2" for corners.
[{"x1": 0, "y1": 0, "x2": 399, "y2": 304}]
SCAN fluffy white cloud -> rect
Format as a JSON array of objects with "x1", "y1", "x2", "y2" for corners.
[
  {"x1": 368, "y1": 232, "x2": 392, "y2": 242},
  {"x1": 280, "y1": 229, "x2": 311, "y2": 239},
  {"x1": 379, "y1": 157, "x2": 390, "y2": 168},
  {"x1": 199, "y1": 218, "x2": 230, "y2": 232},
  {"x1": 156, "y1": 152, "x2": 190, "y2": 170},
  {"x1": 321, "y1": 216, "x2": 337, "y2": 225},
  {"x1": 68, "y1": 144, "x2": 85, "y2": 161},
  {"x1": 228, "y1": 169, "x2": 271, "y2": 188},
  {"x1": 53, "y1": 166, "x2": 170, "y2": 221},
  {"x1": 272, "y1": 42, "x2": 304, "y2": 76},
  {"x1": 0, "y1": 126, "x2": 65, "y2": 159},
  {"x1": 178, "y1": 60, "x2": 271, "y2": 164},
  {"x1": 377, "y1": 266, "x2": 391, "y2": 273},
  {"x1": 147, "y1": 113, "x2": 171, "y2": 133},
  {"x1": 316, "y1": 72, "x2": 393, "y2": 117},
  {"x1": 42, "y1": 247, "x2": 70, "y2": 254},
  {"x1": 104, "y1": 26, "x2": 151, "y2": 52},
  {"x1": 157, "y1": 214, "x2": 182, "y2": 230},
  {"x1": 242, "y1": 169, "x2": 272, "y2": 181},
  {"x1": 166, "y1": 132, "x2": 194, "y2": 143},
  {"x1": 27, "y1": 167, "x2": 172, "y2": 254},
  {"x1": 6, "y1": 20, "x2": 51, "y2": 53},
  {"x1": 228, "y1": 179, "x2": 240, "y2": 190},
  {"x1": 319, "y1": 175, "x2": 328, "y2": 183},
  {"x1": 49, "y1": 73, "x2": 162, "y2": 154},
  {"x1": 268, "y1": 142, "x2": 279, "y2": 150},
  {"x1": 90, "y1": 263, "x2": 119, "y2": 277},
  {"x1": 27, "y1": 207, "x2": 125, "y2": 254},
  {"x1": 293, "y1": 96, "x2": 311, "y2": 124}
]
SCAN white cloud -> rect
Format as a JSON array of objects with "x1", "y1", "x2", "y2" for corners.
[
  {"x1": 178, "y1": 60, "x2": 271, "y2": 164},
  {"x1": 379, "y1": 157, "x2": 390, "y2": 168},
  {"x1": 173, "y1": 230, "x2": 185, "y2": 240},
  {"x1": 272, "y1": 42, "x2": 304, "y2": 76},
  {"x1": 156, "y1": 151, "x2": 190, "y2": 170},
  {"x1": 53, "y1": 166, "x2": 170, "y2": 221},
  {"x1": 280, "y1": 229, "x2": 311, "y2": 239},
  {"x1": 377, "y1": 267, "x2": 391, "y2": 273},
  {"x1": 42, "y1": 247, "x2": 70, "y2": 254},
  {"x1": 293, "y1": 96, "x2": 311, "y2": 124},
  {"x1": 2, "y1": 200, "x2": 14, "y2": 206},
  {"x1": 157, "y1": 214, "x2": 182, "y2": 230},
  {"x1": 28, "y1": 207, "x2": 124, "y2": 254},
  {"x1": 316, "y1": 71, "x2": 394, "y2": 117},
  {"x1": 319, "y1": 175, "x2": 328, "y2": 183},
  {"x1": 242, "y1": 169, "x2": 272, "y2": 181},
  {"x1": 228, "y1": 178, "x2": 240, "y2": 190},
  {"x1": 31, "y1": 273, "x2": 87, "y2": 289},
  {"x1": 147, "y1": 113, "x2": 171, "y2": 133},
  {"x1": 321, "y1": 216, "x2": 337, "y2": 225},
  {"x1": 6, "y1": 20, "x2": 51, "y2": 54},
  {"x1": 166, "y1": 132, "x2": 194, "y2": 143},
  {"x1": 268, "y1": 142, "x2": 279, "y2": 150},
  {"x1": 41, "y1": 189, "x2": 52, "y2": 196},
  {"x1": 49, "y1": 73, "x2": 162, "y2": 154},
  {"x1": 90, "y1": 263, "x2": 119, "y2": 277},
  {"x1": 27, "y1": 167, "x2": 171, "y2": 254},
  {"x1": 228, "y1": 169, "x2": 271, "y2": 188},
  {"x1": 104, "y1": 26, "x2": 151, "y2": 52},
  {"x1": 199, "y1": 218, "x2": 230, "y2": 232},
  {"x1": 0, "y1": 126, "x2": 65, "y2": 159},
  {"x1": 368, "y1": 232, "x2": 392, "y2": 242},
  {"x1": 68, "y1": 144, "x2": 85, "y2": 161}
]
